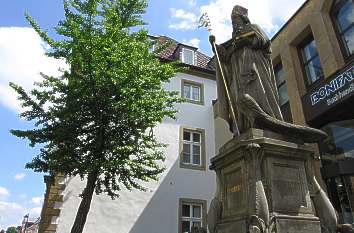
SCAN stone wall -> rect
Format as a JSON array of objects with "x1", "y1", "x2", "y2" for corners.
[
  {"x1": 38, "y1": 174, "x2": 65, "y2": 233},
  {"x1": 270, "y1": 0, "x2": 347, "y2": 190},
  {"x1": 271, "y1": 0, "x2": 345, "y2": 125}
]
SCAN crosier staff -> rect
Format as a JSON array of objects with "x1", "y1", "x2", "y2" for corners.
[{"x1": 198, "y1": 13, "x2": 240, "y2": 136}]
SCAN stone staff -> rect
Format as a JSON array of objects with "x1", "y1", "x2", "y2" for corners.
[{"x1": 198, "y1": 13, "x2": 240, "y2": 136}]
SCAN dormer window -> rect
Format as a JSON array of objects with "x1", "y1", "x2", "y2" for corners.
[
  {"x1": 182, "y1": 48, "x2": 195, "y2": 65},
  {"x1": 149, "y1": 44, "x2": 156, "y2": 53},
  {"x1": 148, "y1": 38, "x2": 157, "y2": 53}
]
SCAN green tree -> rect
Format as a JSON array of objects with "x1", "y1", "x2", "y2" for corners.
[
  {"x1": 10, "y1": 0, "x2": 181, "y2": 232},
  {"x1": 5, "y1": 227, "x2": 16, "y2": 233}
]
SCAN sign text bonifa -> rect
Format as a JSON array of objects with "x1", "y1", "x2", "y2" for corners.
[{"x1": 310, "y1": 66, "x2": 354, "y2": 106}]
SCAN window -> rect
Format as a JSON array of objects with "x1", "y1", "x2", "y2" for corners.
[
  {"x1": 274, "y1": 63, "x2": 289, "y2": 106},
  {"x1": 179, "y1": 199, "x2": 207, "y2": 233},
  {"x1": 149, "y1": 43, "x2": 156, "y2": 53},
  {"x1": 182, "y1": 48, "x2": 195, "y2": 65},
  {"x1": 181, "y1": 79, "x2": 204, "y2": 105},
  {"x1": 320, "y1": 119, "x2": 354, "y2": 160},
  {"x1": 332, "y1": 0, "x2": 354, "y2": 58},
  {"x1": 148, "y1": 38, "x2": 157, "y2": 53},
  {"x1": 299, "y1": 36, "x2": 324, "y2": 86},
  {"x1": 180, "y1": 127, "x2": 205, "y2": 170}
]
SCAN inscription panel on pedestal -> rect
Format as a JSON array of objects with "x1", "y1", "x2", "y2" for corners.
[
  {"x1": 222, "y1": 160, "x2": 246, "y2": 217},
  {"x1": 273, "y1": 164, "x2": 305, "y2": 211},
  {"x1": 276, "y1": 218, "x2": 321, "y2": 233},
  {"x1": 217, "y1": 220, "x2": 246, "y2": 233},
  {"x1": 268, "y1": 157, "x2": 311, "y2": 214}
]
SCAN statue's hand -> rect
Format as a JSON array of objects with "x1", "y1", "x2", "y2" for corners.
[
  {"x1": 209, "y1": 35, "x2": 216, "y2": 45},
  {"x1": 209, "y1": 36, "x2": 226, "y2": 61},
  {"x1": 234, "y1": 37, "x2": 251, "y2": 48},
  {"x1": 209, "y1": 35, "x2": 218, "y2": 55}
]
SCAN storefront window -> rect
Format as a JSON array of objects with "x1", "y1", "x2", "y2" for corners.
[
  {"x1": 332, "y1": 0, "x2": 354, "y2": 58},
  {"x1": 321, "y1": 119, "x2": 354, "y2": 224},
  {"x1": 320, "y1": 119, "x2": 354, "y2": 160}
]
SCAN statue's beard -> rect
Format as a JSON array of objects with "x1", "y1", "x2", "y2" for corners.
[{"x1": 232, "y1": 18, "x2": 246, "y2": 36}]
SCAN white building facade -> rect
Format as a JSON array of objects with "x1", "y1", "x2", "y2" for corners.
[{"x1": 40, "y1": 36, "x2": 220, "y2": 233}]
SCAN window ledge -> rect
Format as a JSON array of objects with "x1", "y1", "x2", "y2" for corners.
[{"x1": 180, "y1": 163, "x2": 206, "y2": 171}]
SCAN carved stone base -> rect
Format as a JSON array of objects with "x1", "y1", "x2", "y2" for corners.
[{"x1": 208, "y1": 129, "x2": 327, "y2": 233}]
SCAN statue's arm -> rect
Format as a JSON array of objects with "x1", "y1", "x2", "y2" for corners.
[
  {"x1": 249, "y1": 25, "x2": 271, "y2": 52},
  {"x1": 231, "y1": 26, "x2": 271, "y2": 52}
]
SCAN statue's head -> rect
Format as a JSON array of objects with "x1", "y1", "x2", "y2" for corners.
[{"x1": 231, "y1": 5, "x2": 250, "y2": 35}]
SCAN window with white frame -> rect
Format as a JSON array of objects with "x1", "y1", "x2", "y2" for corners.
[
  {"x1": 182, "y1": 80, "x2": 203, "y2": 104},
  {"x1": 182, "y1": 130, "x2": 202, "y2": 167},
  {"x1": 182, "y1": 48, "x2": 195, "y2": 65},
  {"x1": 180, "y1": 200, "x2": 205, "y2": 233},
  {"x1": 149, "y1": 43, "x2": 156, "y2": 53},
  {"x1": 148, "y1": 38, "x2": 157, "y2": 53}
]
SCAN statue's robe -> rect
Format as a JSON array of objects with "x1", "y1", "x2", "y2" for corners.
[{"x1": 216, "y1": 24, "x2": 283, "y2": 134}]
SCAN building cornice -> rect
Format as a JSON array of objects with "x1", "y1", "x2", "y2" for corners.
[{"x1": 271, "y1": 0, "x2": 310, "y2": 42}]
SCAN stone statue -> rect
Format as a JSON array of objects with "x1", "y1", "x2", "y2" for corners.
[
  {"x1": 205, "y1": 5, "x2": 347, "y2": 233},
  {"x1": 209, "y1": 5, "x2": 326, "y2": 143},
  {"x1": 190, "y1": 226, "x2": 207, "y2": 233}
]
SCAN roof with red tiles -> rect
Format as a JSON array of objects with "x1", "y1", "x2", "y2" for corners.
[{"x1": 152, "y1": 35, "x2": 215, "y2": 73}]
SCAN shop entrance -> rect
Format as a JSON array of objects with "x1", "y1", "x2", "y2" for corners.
[
  {"x1": 326, "y1": 176, "x2": 354, "y2": 224},
  {"x1": 320, "y1": 119, "x2": 354, "y2": 224}
]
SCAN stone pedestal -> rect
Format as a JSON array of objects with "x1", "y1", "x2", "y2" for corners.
[{"x1": 208, "y1": 129, "x2": 322, "y2": 233}]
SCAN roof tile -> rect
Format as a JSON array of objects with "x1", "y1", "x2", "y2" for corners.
[{"x1": 154, "y1": 36, "x2": 214, "y2": 72}]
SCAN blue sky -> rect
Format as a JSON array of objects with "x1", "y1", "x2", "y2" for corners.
[{"x1": 0, "y1": 0, "x2": 305, "y2": 229}]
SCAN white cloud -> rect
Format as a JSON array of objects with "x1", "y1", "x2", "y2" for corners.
[
  {"x1": 0, "y1": 201, "x2": 25, "y2": 229},
  {"x1": 30, "y1": 196, "x2": 43, "y2": 206},
  {"x1": 0, "y1": 27, "x2": 67, "y2": 113},
  {"x1": 0, "y1": 201, "x2": 23, "y2": 211},
  {"x1": 188, "y1": 0, "x2": 197, "y2": 7},
  {"x1": 0, "y1": 188, "x2": 42, "y2": 229},
  {"x1": 169, "y1": 8, "x2": 198, "y2": 30},
  {"x1": 14, "y1": 173, "x2": 26, "y2": 180},
  {"x1": 29, "y1": 207, "x2": 42, "y2": 216},
  {"x1": 0, "y1": 187, "x2": 10, "y2": 200},
  {"x1": 172, "y1": 8, "x2": 197, "y2": 21},
  {"x1": 170, "y1": 0, "x2": 305, "y2": 43},
  {"x1": 18, "y1": 194, "x2": 27, "y2": 199},
  {"x1": 0, "y1": 199, "x2": 42, "y2": 229},
  {"x1": 183, "y1": 38, "x2": 201, "y2": 48}
]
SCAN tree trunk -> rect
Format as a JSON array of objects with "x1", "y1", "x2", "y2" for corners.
[{"x1": 70, "y1": 170, "x2": 99, "y2": 233}]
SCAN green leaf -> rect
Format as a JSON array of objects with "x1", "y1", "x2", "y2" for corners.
[{"x1": 13, "y1": 0, "x2": 181, "y2": 200}]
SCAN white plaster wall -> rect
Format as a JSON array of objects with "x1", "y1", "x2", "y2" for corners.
[{"x1": 56, "y1": 72, "x2": 217, "y2": 233}]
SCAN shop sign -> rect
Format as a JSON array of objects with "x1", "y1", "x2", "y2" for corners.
[
  {"x1": 310, "y1": 66, "x2": 354, "y2": 106},
  {"x1": 302, "y1": 62, "x2": 354, "y2": 123}
]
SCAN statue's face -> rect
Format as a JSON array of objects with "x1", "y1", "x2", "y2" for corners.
[{"x1": 232, "y1": 15, "x2": 245, "y2": 32}]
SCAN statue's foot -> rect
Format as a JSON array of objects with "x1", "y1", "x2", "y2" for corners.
[
  {"x1": 240, "y1": 94, "x2": 327, "y2": 143},
  {"x1": 338, "y1": 224, "x2": 354, "y2": 233}
]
